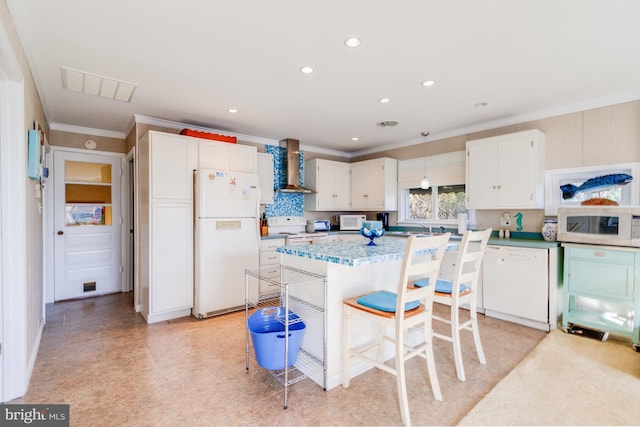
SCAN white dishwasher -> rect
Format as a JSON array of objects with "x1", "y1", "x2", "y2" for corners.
[{"x1": 482, "y1": 245, "x2": 550, "y2": 331}]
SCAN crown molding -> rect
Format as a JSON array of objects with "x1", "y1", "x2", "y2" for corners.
[{"x1": 49, "y1": 123, "x2": 126, "y2": 139}]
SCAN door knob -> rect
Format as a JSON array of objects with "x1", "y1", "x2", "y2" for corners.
[{"x1": 57, "y1": 230, "x2": 64, "y2": 235}]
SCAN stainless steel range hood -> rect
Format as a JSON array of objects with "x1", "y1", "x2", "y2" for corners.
[{"x1": 277, "y1": 138, "x2": 315, "y2": 194}]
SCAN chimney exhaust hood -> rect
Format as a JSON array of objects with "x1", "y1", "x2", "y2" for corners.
[{"x1": 277, "y1": 138, "x2": 315, "y2": 194}]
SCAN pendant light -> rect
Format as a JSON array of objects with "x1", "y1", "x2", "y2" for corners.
[
  {"x1": 420, "y1": 157, "x2": 430, "y2": 189},
  {"x1": 420, "y1": 131, "x2": 431, "y2": 190}
]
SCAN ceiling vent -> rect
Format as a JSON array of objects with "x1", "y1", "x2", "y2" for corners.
[
  {"x1": 61, "y1": 66, "x2": 138, "y2": 102},
  {"x1": 376, "y1": 120, "x2": 399, "y2": 127}
]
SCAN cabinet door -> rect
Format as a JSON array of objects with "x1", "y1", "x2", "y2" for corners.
[
  {"x1": 497, "y1": 136, "x2": 537, "y2": 208},
  {"x1": 198, "y1": 140, "x2": 227, "y2": 170},
  {"x1": 228, "y1": 144, "x2": 257, "y2": 173},
  {"x1": 351, "y1": 162, "x2": 382, "y2": 210},
  {"x1": 151, "y1": 202, "x2": 193, "y2": 312},
  {"x1": 332, "y1": 162, "x2": 351, "y2": 210},
  {"x1": 257, "y1": 153, "x2": 274, "y2": 204},
  {"x1": 467, "y1": 130, "x2": 544, "y2": 209},
  {"x1": 305, "y1": 159, "x2": 351, "y2": 211},
  {"x1": 466, "y1": 141, "x2": 498, "y2": 208},
  {"x1": 566, "y1": 247, "x2": 635, "y2": 301},
  {"x1": 151, "y1": 132, "x2": 198, "y2": 200},
  {"x1": 199, "y1": 140, "x2": 256, "y2": 172},
  {"x1": 316, "y1": 161, "x2": 350, "y2": 210},
  {"x1": 315, "y1": 161, "x2": 337, "y2": 210}
]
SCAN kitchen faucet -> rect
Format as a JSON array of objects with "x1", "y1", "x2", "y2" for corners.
[{"x1": 417, "y1": 222, "x2": 432, "y2": 233}]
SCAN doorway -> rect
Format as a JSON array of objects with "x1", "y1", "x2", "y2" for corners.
[{"x1": 53, "y1": 150, "x2": 123, "y2": 301}]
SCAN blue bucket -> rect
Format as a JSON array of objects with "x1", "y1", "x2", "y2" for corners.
[{"x1": 248, "y1": 307, "x2": 306, "y2": 370}]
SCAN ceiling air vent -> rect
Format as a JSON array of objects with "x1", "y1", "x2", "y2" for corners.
[{"x1": 376, "y1": 120, "x2": 399, "y2": 127}]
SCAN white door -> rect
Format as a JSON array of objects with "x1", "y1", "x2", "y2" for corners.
[{"x1": 54, "y1": 151, "x2": 122, "y2": 301}]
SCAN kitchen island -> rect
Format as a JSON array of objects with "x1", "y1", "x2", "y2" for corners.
[{"x1": 276, "y1": 237, "x2": 459, "y2": 390}]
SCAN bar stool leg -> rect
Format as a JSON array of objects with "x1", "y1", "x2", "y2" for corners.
[{"x1": 342, "y1": 305, "x2": 353, "y2": 388}]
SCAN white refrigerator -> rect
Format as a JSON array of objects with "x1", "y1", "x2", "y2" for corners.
[{"x1": 193, "y1": 169, "x2": 260, "y2": 318}]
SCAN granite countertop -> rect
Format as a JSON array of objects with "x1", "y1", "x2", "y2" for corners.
[{"x1": 276, "y1": 238, "x2": 459, "y2": 267}]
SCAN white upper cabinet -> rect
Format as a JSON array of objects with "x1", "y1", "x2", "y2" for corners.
[
  {"x1": 198, "y1": 139, "x2": 257, "y2": 172},
  {"x1": 304, "y1": 159, "x2": 351, "y2": 211},
  {"x1": 350, "y1": 157, "x2": 398, "y2": 211},
  {"x1": 149, "y1": 131, "x2": 198, "y2": 201},
  {"x1": 466, "y1": 129, "x2": 545, "y2": 209},
  {"x1": 257, "y1": 152, "x2": 274, "y2": 204}
]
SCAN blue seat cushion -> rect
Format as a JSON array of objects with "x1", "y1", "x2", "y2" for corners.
[
  {"x1": 356, "y1": 290, "x2": 420, "y2": 313},
  {"x1": 413, "y1": 278, "x2": 469, "y2": 294}
]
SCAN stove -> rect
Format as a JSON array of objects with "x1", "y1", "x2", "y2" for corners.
[{"x1": 267, "y1": 216, "x2": 329, "y2": 244}]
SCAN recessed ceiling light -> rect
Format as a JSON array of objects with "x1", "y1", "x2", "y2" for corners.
[
  {"x1": 228, "y1": 108, "x2": 238, "y2": 113},
  {"x1": 352, "y1": 137, "x2": 359, "y2": 141},
  {"x1": 475, "y1": 102, "x2": 488, "y2": 107},
  {"x1": 300, "y1": 66, "x2": 314, "y2": 74},
  {"x1": 379, "y1": 97, "x2": 390, "y2": 103},
  {"x1": 421, "y1": 80, "x2": 435, "y2": 87},
  {"x1": 344, "y1": 37, "x2": 361, "y2": 48},
  {"x1": 421, "y1": 131, "x2": 430, "y2": 137}
]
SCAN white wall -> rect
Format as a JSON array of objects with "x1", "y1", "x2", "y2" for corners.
[{"x1": 1, "y1": 1, "x2": 48, "y2": 400}]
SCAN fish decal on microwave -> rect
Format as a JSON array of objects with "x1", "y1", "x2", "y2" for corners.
[{"x1": 560, "y1": 173, "x2": 633, "y2": 200}]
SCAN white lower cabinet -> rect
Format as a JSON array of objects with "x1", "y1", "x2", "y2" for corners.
[{"x1": 259, "y1": 238, "x2": 285, "y2": 295}]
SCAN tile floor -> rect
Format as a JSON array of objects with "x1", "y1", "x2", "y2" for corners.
[{"x1": 12, "y1": 292, "x2": 548, "y2": 426}]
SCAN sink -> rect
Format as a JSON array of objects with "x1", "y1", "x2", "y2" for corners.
[{"x1": 387, "y1": 231, "x2": 462, "y2": 240}]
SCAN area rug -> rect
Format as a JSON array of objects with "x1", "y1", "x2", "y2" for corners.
[{"x1": 458, "y1": 329, "x2": 640, "y2": 426}]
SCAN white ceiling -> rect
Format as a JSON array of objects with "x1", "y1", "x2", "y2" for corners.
[{"x1": 7, "y1": 0, "x2": 640, "y2": 156}]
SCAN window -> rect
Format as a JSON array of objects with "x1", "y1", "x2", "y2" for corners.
[
  {"x1": 397, "y1": 151, "x2": 467, "y2": 224},
  {"x1": 407, "y1": 184, "x2": 467, "y2": 221}
]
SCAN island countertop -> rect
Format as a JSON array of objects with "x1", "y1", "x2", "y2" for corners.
[{"x1": 276, "y1": 238, "x2": 459, "y2": 267}]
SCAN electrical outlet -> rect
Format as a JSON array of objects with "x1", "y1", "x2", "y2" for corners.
[{"x1": 500, "y1": 212, "x2": 511, "y2": 226}]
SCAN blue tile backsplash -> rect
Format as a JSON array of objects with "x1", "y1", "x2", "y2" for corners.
[{"x1": 264, "y1": 144, "x2": 304, "y2": 217}]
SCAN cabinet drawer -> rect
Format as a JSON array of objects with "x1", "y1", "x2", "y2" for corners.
[
  {"x1": 260, "y1": 239, "x2": 285, "y2": 251},
  {"x1": 260, "y1": 251, "x2": 281, "y2": 265},
  {"x1": 568, "y1": 259, "x2": 633, "y2": 300},
  {"x1": 260, "y1": 265, "x2": 280, "y2": 278},
  {"x1": 569, "y1": 247, "x2": 635, "y2": 264}
]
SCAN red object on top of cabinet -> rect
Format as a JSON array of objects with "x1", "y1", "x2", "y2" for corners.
[{"x1": 179, "y1": 129, "x2": 237, "y2": 143}]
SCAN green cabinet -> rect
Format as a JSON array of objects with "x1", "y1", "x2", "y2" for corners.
[{"x1": 562, "y1": 244, "x2": 640, "y2": 350}]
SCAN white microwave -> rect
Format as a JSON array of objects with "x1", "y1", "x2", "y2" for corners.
[
  {"x1": 557, "y1": 206, "x2": 640, "y2": 247},
  {"x1": 340, "y1": 214, "x2": 366, "y2": 231}
]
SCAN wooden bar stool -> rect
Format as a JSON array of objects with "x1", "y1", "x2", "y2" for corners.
[
  {"x1": 414, "y1": 228, "x2": 492, "y2": 381},
  {"x1": 342, "y1": 234, "x2": 450, "y2": 426}
]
